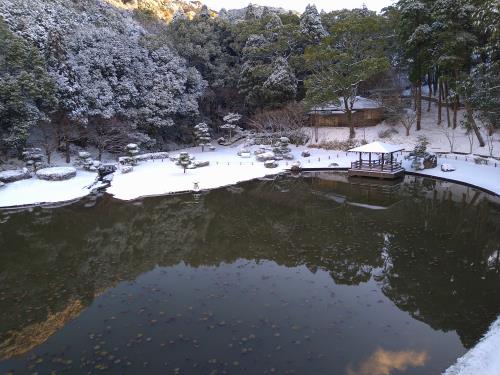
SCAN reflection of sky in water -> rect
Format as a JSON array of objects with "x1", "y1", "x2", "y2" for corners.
[{"x1": 347, "y1": 348, "x2": 428, "y2": 375}]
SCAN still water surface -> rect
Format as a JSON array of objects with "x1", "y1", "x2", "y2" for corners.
[{"x1": 0, "y1": 173, "x2": 499, "y2": 375}]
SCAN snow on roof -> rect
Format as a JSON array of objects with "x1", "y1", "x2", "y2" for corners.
[
  {"x1": 310, "y1": 96, "x2": 381, "y2": 112},
  {"x1": 349, "y1": 141, "x2": 404, "y2": 154}
]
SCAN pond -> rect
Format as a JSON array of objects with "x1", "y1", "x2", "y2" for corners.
[{"x1": 0, "y1": 173, "x2": 499, "y2": 375}]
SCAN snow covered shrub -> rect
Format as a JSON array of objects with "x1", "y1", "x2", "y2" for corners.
[
  {"x1": 310, "y1": 139, "x2": 360, "y2": 151},
  {"x1": 378, "y1": 128, "x2": 399, "y2": 139}
]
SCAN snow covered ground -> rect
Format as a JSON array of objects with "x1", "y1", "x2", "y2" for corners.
[
  {"x1": 402, "y1": 156, "x2": 500, "y2": 196},
  {"x1": 444, "y1": 315, "x2": 500, "y2": 375},
  {"x1": 1, "y1": 137, "x2": 499, "y2": 208},
  {"x1": 308, "y1": 103, "x2": 499, "y2": 157},
  {"x1": 0, "y1": 171, "x2": 97, "y2": 208},
  {"x1": 106, "y1": 143, "x2": 358, "y2": 200}
]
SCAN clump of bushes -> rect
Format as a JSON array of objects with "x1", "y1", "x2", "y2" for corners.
[
  {"x1": 378, "y1": 128, "x2": 399, "y2": 139},
  {"x1": 310, "y1": 138, "x2": 360, "y2": 151}
]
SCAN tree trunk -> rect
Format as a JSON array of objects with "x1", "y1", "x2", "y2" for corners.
[
  {"x1": 444, "y1": 80, "x2": 451, "y2": 128},
  {"x1": 432, "y1": 70, "x2": 439, "y2": 95},
  {"x1": 416, "y1": 80, "x2": 422, "y2": 131},
  {"x1": 347, "y1": 109, "x2": 355, "y2": 139},
  {"x1": 406, "y1": 127, "x2": 410, "y2": 136},
  {"x1": 98, "y1": 147, "x2": 103, "y2": 161},
  {"x1": 452, "y1": 94, "x2": 458, "y2": 129},
  {"x1": 437, "y1": 78, "x2": 443, "y2": 125},
  {"x1": 342, "y1": 97, "x2": 355, "y2": 139},
  {"x1": 465, "y1": 103, "x2": 485, "y2": 147},
  {"x1": 427, "y1": 72, "x2": 432, "y2": 111},
  {"x1": 65, "y1": 141, "x2": 71, "y2": 164},
  {"x1": 413, "y1": 85, "x2": 417, "y2": 111}
]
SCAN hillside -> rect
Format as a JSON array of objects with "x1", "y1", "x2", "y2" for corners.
[{"x1": 105, "y1": 0, "x2": 204, "y2": 21}]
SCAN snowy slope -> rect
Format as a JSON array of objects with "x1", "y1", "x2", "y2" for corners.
[{"x1": 444, "y1": 316, "x2": 500, "y2": 375}]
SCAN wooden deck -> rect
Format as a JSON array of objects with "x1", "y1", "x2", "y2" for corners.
[{"x1": 348, "y1": 160, "x2": 405, "y2": 180}]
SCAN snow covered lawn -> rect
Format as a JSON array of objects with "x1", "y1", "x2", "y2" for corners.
[
  {"x1": 107, "y1": 141, "x2": 500, "y2": 202},
  {"x1": 107, "y1": 144, "x2": 358, "y2": 201},
  {"x1": 0, "y1": 171, "x2": 97, "y2": 208},
  {"x1": 402, "y1": 157, "x2": 500, "y2": 196}
]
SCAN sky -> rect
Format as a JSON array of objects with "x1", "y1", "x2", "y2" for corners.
[{"x1": 201, "y1": 0, "x2": 394, "y2": 13}]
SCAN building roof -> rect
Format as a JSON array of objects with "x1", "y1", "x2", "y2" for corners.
[
  {"x1": 349, "y1": 141, "x2": 404, "y2": 154},
  {"x1": 310, "y1": 96, "x2": 381, "y2": 113}
]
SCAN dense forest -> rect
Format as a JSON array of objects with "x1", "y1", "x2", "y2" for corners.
[{"x1": 0, "y1": 0, "x2": 498, "y2": 160}]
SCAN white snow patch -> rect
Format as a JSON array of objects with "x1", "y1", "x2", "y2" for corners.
[
  {"x1": 0, "y1": 171, "x2": 97, "y2": 208},
  {"x1": 402, "y1": 157, "x2": 500, "y2": 196},
  {"x1": 36, "y1": 166, "x2": 77, "y2": 181},
  {"x1": 106, "y1": 144, "x2": 357, "y2": 201},
  {"x1": 443, "y1": 315, "x2": 500, "y2": 375}
]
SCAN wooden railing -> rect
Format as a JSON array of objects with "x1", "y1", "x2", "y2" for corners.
[{"x1": 351, "y1": 160, "x2": 404, "y2": 172}]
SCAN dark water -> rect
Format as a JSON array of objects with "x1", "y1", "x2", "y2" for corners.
[{"x1": 0, "y1": 173, "x2": 499, "y2": 375}]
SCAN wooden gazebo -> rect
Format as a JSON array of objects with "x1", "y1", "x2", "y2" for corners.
[{"x1": 348, "y1": 141, "x2": 405, "y2": 179}]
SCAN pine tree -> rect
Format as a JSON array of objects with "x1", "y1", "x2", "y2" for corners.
[
  {"x1": 300, "y1": 5, "x2": 328, "y2": 43},
  {"x1": 0, "y1": 18, "x2": 56, "y2": 156},
  {"x1": 221, "y1": 113, "x2": 242, "y2": 140},
  {"x1": 194, "y1": 122, "x2": 211, "y2": 152}
]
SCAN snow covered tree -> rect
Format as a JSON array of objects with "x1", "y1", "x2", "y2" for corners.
[
  {"x1": 194, "y1": 122, "x2": 211, "y2": 152},
  {"x1": 177, "y1": 152, "x2": 192, "y2": 173},
  {"x1": 396, "y1": 0, "x2": 433, "y2": 131},
  {"x1": 305, "y1": 10, "x2": 389, "y2": 138},
  {"x1": 300, "y1": 5, "x2": 328, "y2": 43},
  {"x1": 166, "y1": 8, "x2": 238, "y2": 90},
  {"x1": 221, "y1": 113, "x2": 242, "y2": 140},
  {"x1": 265, "y1": 12, "x2": 283, "y2": 31},
  {"x1": 263, "y1": 57, "x2": 298, "y2": 104},
  {"x1": 0, "y1": 18, "x2": 56, "y2": 156},
  {"x1": 245, "y1": 4, "x2": 260, "y2": 20},
  {"x1": 0, "y1": 0, "x2": 205, "y2": 154}
]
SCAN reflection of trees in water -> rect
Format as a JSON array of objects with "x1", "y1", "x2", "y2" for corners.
[
  {"x1": 379, "y1": 178, "x2": 500, "y2": 348},
  {"x1": 0, "y1": 175, "x2": 499, "y2": 356}
]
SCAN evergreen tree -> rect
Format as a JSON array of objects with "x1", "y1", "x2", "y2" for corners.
[
  {"x1": 305, "y1": 10, "x2": 389, "y2": 138},
  {"x1": 194, "y1": 122, "x2": 211, "y2": 151},
  {"x1": 0, "y1": 18, "x2": 56, "y2": 155},
  {"x1": 299, "y1": 5, "x2": 328, "y2": 44},
  {"x1": 221, "y1": 113, "x2": 242, "y2": 140}
]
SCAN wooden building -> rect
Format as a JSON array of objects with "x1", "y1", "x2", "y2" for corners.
[
  {"x1": 348, "y1": 141, "x2": 405, "y2": 180},
  {"x1": 308, "y1": 96, "x2": 384, "y2": 127}
]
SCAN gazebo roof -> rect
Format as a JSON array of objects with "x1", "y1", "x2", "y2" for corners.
[{"x1": 349, "y1": 141, "x2": 404, "y2": 154}]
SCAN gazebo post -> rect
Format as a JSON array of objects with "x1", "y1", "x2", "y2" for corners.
[
  {"x1": 369, "y1": 153, "x2": 372, "y2": 168},
  {"x1": 359, "y1": 152, "x2": 362, "y2": 169},
  {"x1": 381, "y1": 154, "x2": 385, "y2": 171},
  {"x1": 390, "y1": 153, "x2": 394, "y2": 171}
]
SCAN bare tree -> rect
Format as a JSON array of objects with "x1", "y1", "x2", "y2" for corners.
[
  {"x1": 484, "y1": 126, "x2": 495, "y2": 158},
  {"x1": 400, "y1": 109, "x2": 416, "y2": 136},
  {"x1": 461, "y1": 118, "x2": 475, "y2": 154},
  {"x1": 86, "y1": 119, "x2": 132, "y2": 161},
  {"x1": 439, "y1": 124, "x2": 456, "y2": 153},
  {"x1": 249, "y1": 103, "x2": 307, "y2": 145},
  {"x1": 31, "y1": 120, "x2": 59, "y2": 166},
  {"x1": 54, "y1": 113, "x2": 84, "y2": 164}
]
